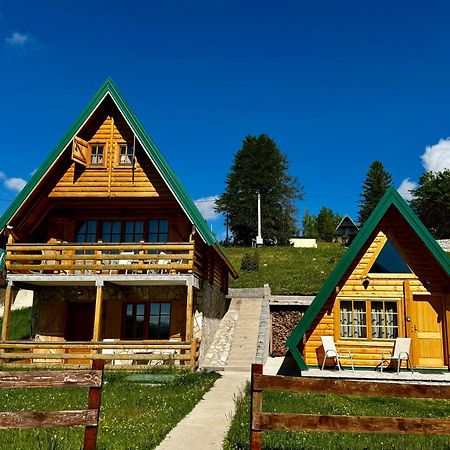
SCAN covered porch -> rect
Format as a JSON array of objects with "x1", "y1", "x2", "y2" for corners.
[{"x1": 0, "y1": 273, "x2": 201, "y2": 369}]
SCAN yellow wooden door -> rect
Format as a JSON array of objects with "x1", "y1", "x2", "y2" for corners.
[{"x1": 411, "y1": 296, "x2": 444, "y2": 368}]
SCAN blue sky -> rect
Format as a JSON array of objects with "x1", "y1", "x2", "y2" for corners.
[{"x1": 1, "y1": 1, "x2": 450, "y2": 240}]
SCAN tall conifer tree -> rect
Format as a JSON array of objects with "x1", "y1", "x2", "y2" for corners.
[
  {"x1": 358, "y1": 161, "x2": 392, "y2": 225},
  {"x1": 410, "y1": 169, "x2": 450, "y2": 239},
  {"x1": 215, "y1": 135, "x2": 302, "y2": 245}
]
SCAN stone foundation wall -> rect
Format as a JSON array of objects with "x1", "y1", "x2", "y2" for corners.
[{"x1": 195, "y1": 283, "x2": 227, "y2": 362}]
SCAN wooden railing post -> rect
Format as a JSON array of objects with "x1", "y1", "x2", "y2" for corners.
[
  {"x1": 1, "y1": 282, "x2": 15, "y2": 341},
  {"x1": 250, "y1": 363, "x2": 263, "y2": 450},
  {"x1": 189, "y1": 338, "x2": 198, "y2": 369},
  {"x1": 185, "y1": 284, "x2": 194, "y2": 341},
  {"x1": 83, "y1": 359, "x2": 105, "y2": 450},
  {"x1": 92, "y1": 281, "x2": 104, "y2": 342}
]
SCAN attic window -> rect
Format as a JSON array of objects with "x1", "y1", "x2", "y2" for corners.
[
  {"x1": 90, "y1": 144, "x2": 105, "y2": 166},
  {"x1": 369, "y1": 239, "x2": 412, "y2": 274},
  {"x1": 119, "y1": 145, "x2": 134, "y2": 165}
]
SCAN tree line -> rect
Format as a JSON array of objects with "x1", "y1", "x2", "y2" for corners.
[{"x1": 214, "y1": 135, "x2": 450, "y2": 245}]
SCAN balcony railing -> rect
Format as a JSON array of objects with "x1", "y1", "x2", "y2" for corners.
[
  {"x1": 6, "y1": 242, "x2": 195, "y2": 276},
  {"x1": 0, "y1": 340, "x2": 200, "y2": 369}
]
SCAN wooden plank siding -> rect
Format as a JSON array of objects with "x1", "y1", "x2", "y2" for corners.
[
  {"x1": 304, "y1": 210, "x2": 449, "y2": 368},
  {"x1": 50, "y1": 112, "x2": 170, "y2": 199}
]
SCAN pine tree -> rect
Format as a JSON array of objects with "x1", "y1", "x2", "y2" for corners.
[
  {"x1": 358, "y1": 161, "x2": 392, "y2": 225},
  {"x1": 410, "y1": 169, "x2": 450, "y2": 239},
  {"x1": 215, "y1": 135, "x2": 302, "y2": 245},
  {"x1": 301, "y1": 209, "x2": 318, "y2": 238},
  {"x1": 316, "y1": 207, "x2": 342, "y2": 242}
]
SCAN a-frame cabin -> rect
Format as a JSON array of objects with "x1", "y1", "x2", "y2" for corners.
[
  {"x1": 0, "y1": 79, "x2": 237, "y2": 367},
  {"x1": 286, "y1": 187, "x2": 450, "y2": 371}
]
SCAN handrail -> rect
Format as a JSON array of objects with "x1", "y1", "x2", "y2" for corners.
[{"x1": 6, "y1": 241, "x2": 196, "y2": 275}]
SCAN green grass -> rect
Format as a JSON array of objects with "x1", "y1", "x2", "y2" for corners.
[
  {"x1": 0, "y1": 307, "x2": 32, "y2": 340},
  {"x1": 225, "y1": 244, "x2": 345, "y2": 295},
  {"x1": 0, "y1": 369, "x2": 220, "y2": 450},
  {"x1": 224, "y1": 384, "x2": 450, "y2": 449}
]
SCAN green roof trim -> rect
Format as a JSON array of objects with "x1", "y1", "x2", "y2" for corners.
[
  {"x1": 285, "y1": 186, "x2": 450, "y2": 370},
  {"x1": 0, "y1": 78, "x2": 236, "y2": 276}
]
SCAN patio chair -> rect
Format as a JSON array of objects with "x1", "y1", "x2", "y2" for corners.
[
  {"x1": 320, "y1": 336, "x2": 354, "y2": 371},
  {"x1": 377, "y1": 337, "x2": 413, "y2": 374}
]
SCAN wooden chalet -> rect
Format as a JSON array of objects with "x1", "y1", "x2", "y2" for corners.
[
  {"x1": 0, "y1": 78, "x2": 237, "y2": 368},
  {"x1": 286, "y1": 188, "x2": 450, "y2": 371},
  {"x1": 334, "y1": 214, "x2": 359, "y2": 245}
]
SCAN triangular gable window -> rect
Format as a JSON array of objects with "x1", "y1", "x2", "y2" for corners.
[{"x1": 369, "y1": 239, "x2": 412, "y2": 274}]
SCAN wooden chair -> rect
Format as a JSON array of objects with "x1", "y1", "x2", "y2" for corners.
[
  {"x1": 377, "y1": 337, "x2": 413, "y2": 374},
  {"x1": 320, "y1": 336, "x2": 354, "y2": 371}
]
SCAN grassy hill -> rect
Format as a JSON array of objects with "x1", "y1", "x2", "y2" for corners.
[{"x1": 224, "y1": 243, "x2": 345, "y2": 295}]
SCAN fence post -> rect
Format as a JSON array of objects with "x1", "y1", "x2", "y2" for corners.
[
  {"x1": 83, "y1": 359, "x2": 105, "y2": 450},
  {"x1": 190, "y1": 338, "x2": 198, "y2": 370},
  {"x1": 250, "y1": 363, "x2": 263, "y2": 450}
]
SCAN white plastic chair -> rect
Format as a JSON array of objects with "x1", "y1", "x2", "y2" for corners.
[
  {"x1": 320, "y1": 336, "x2": 354, "y2": 371},
  {"x1": 377, "y1": 337, "x2": 413, "y2": 374}
]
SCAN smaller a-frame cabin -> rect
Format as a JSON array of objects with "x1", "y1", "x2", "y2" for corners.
[
  {"x1": 0, "y1": 79, "x2": 237, "y2": 368},
  {"x1": 286, "y1": 188, "x2": 450, "y2": 371},
  {"x1": 334, "y1": 215, "x2": 359, "y2": 245}
]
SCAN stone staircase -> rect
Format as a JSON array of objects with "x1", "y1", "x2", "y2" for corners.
[
  {"x1": 200, "y1": 287, "x2": 269, "y2": 372},
  {"x1": 224, "y1": 298, "x2": 262, "y2": 371}
]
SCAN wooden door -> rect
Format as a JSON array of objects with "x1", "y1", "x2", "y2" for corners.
[
  {"x1": 411, "y1": 295, "x2": 444, "y2": 368},
  {"x1": 66, "y1": 302, "x2": 95, "y2": 341}
]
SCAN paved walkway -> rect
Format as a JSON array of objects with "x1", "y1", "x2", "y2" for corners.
[{"x1": 156, "y1": 371, "x2": 249, "y2": 450}]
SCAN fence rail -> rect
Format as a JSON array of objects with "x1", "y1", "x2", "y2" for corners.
[
  {"x1": 6, "y1": 242, "x2": 195, "y2": 275},
  {"x1": 250, "y1": 363, "x2": 450, "y2": 450},
  {"x1": 0, "y1": 359, "x2": 104, "y2": 450},
  {"x1": 0, "y1": 340, "x2": 200, "y2": 369}
]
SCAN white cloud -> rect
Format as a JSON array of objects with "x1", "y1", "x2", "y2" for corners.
[
  {"x1": 194, "y1": 195, "x2": 220, "y2": 221},
  {"x1": 4, "y1": 177, "x2": 27, "y2": 192},
  {"x1": 421, "y1": 138, "x2": 450, "y2": 172},
  {"x1": 397, "y1": 178, "x2": 417, "y2": 201},
  {"x1": 5, "y1": 32, "x2": 28, "y2": 46}
]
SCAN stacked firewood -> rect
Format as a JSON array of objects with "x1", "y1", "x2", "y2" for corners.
[{"x1": 270, "y1": 308, "x2": 304, "y2": 356}]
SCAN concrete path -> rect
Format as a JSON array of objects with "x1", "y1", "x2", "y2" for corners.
[{"x1": 156, "y1": 371, "x2": 249, "y2": 450}]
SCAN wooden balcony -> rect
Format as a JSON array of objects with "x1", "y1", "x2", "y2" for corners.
[{"x1": 6, "y1": 242, "x2": 196, "y2": 276}]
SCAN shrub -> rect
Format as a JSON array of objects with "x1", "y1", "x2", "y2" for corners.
[{"x1": 240, "y1": 252, "x2": 259, "y2": 272}]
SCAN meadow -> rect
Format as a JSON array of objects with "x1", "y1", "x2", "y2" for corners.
[
  {"x1": 225, "y1": 244, "x2": 344, "y2": 295},
  {"x1": 0, "y1": 368, "x2": 219, "y2": 450}
]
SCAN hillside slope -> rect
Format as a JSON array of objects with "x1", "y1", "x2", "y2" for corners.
[{"x1": 225, "y1": 243, "x2": 344, "y2": 295}]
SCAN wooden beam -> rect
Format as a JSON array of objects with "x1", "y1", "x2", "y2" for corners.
[
  {"x1": 185, "y1": 284, "x2": 194, "y2": 341},
  {"x1": 254, "y1": 412, "x2": 450, "y2": 435},
  {"x1": 446, "y1": 293, "x2": 450, "y2": 370},
  {"x1": 92, "y1": 283, "x2": 103, "y2": 341},
  {"x1": 1, "y1": 283, "x2": 15, "y2": 341}
]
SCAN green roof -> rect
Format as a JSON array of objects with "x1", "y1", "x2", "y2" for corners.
[
  {"x1": 286, "y1": 187, "x2": 450, "y2": 371},
  {"x1": 0, "y1": 78, "x2": 236, "y2": 275}
]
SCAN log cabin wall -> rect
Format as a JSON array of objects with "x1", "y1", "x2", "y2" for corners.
[
  {"x1": 303, "y1": 208, "x2": 449, "y2": 368},
  {"x1": 34, "y1": 285, "x2": 187, "y2": 341}
]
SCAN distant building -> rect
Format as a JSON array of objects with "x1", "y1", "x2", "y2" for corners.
[{"x1": 335, "y1": 215, "x2": 359, "y2": 245}]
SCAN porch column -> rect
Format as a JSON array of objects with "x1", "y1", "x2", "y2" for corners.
[
  {"x1": 185, "y1": 283, "x2": 194, "y2": 341},
  {"x1": 1, "y1": 281, "x2": 15, "y2": 341},
  {"x1": 92, "y1": 281, "x2": 104, "y2": 341}
]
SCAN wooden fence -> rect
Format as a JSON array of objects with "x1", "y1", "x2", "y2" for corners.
[
  {"x1": 0, "y1": 340, "x2": 200, "y2": 370},
  {"x1": 250, "y1": 363, "x2": 450, "y2": 450},
  {"x1": 0, "y1": 359, "x2": 105, "y2": 450}
]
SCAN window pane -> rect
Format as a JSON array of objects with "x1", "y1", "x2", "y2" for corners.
[
  {"x1": 353, "y1": 301, "x2": 366, "y2": 338},
  {"x1": 159, "y1": 316, "x2": 170, "y2": 339},
  {"x1": 160, "y1": 220, "x2": 169, "y2": 233},
  {"x1": 161, "y1": 303, "x2": 171, "y2": 315},
  {"x1": 340, "y1": 301, "x2": 352, "y2": 338},
  {"x1": 150, "y1": 303, "x2": 160, "y2": 315},
  {"x1": 149, "y1": 220, "x2": 159, "y2": 233}
]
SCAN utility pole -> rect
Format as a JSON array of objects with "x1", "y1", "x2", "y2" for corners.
[{"x1": 256, "y1": 191, "x2": 263, "y2": 246}]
